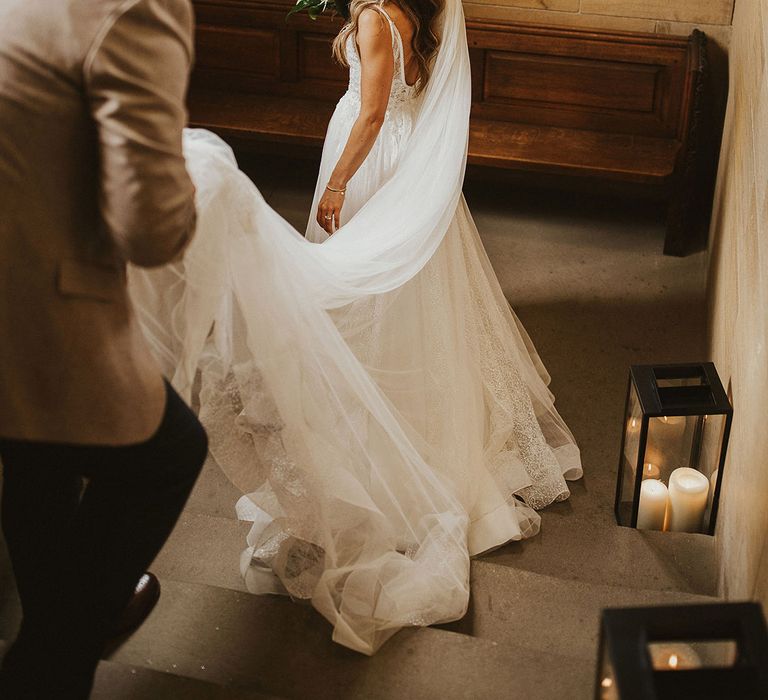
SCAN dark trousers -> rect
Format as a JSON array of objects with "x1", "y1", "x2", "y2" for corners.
[{"x1": 0, "y1": 381, "x2": 207, "y2": 699}]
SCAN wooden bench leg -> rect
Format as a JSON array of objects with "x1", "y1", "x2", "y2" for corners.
[
  {"x1": 664, "y1": 205, "x2": 686, "y2": 256},
  {"x1": 663, "y1": 29, "x2": 709, "y2": 257},
  {"x1": 665, "y1": 185, "x2": 695, "y2": 257}
]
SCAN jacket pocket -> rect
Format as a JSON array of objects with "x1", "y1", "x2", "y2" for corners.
[{"x1": 56, "y1": 259, "x2": 125, "y2": 303}]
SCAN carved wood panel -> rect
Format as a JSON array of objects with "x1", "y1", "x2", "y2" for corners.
[
  {"x1": 191, "y1": 1, "x2": 693, "y2": 139},
  {"x1": 466, "y1": 23, "x2": 688, "y2": 137},
  {"x1": 192, "y1": 0, "x2": 346, "y2": 99},
  {"x1": 484, "y1": 53, "x2": 658, "y2": 112},
  {"x1": 195, "y1": 25, "x2": 281, "y2": 78},
  {"x1": 298, "y1": 33, "x2": 344, "y2": 83},
  {"x1": 188, "y1": 1, "x2": 711, "y2": 255}
]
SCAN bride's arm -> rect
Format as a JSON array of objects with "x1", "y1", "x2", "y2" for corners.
[{"x1": 317, "y1": 9, "x2": 394, "y2": 234}]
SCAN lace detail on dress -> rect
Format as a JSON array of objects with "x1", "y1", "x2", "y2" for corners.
[
  {"x1": 131, "y1": 0, "x2": 583, "y2": 655},
  {"x1": 457, "y1": 210, "x2": 572, "y2": 511}
]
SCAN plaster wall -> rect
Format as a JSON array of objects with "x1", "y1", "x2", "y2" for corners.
[
  {"x1": 707, "y1": 0, "x2": 768, "y2": 605},
  {"x1": 462, "y1": 0, "x2": 733, "y2": 35}
]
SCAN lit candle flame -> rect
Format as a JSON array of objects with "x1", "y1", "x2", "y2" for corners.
[
  {"x1": 642, "y1": 462, "x2": 662, "y2": 481},
  {"x1": 668, "y1": 653, "x2": 679, "y2": 669},
  {"x1": 601, "y1": 677, "x2": 613, "y2": 688}
]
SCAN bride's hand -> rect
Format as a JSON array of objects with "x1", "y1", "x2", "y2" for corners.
[{"x1": 317, "y1": 189, "x2": 345, "y2": 235}]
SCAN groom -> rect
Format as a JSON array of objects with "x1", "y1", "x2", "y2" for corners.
[{"x1": 0, "y1": 0, "x2": 205, "y2": 697}]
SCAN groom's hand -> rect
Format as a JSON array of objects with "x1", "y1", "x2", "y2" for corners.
[{"x1": 317, "y1": 189, "x2": 345, "y2": 235}]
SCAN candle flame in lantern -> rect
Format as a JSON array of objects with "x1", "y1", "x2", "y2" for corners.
[
  {"x1": 642, "y1": 462, "x2": 662, "y2": 481},
  {"x1": 601, "y1": 677, "x2": 613, "y2": 688},
  {"x1": 631, "y1": 418, "x2": 637, "y2": 428},
  {"x1": 668, "y1": 653, "x2": 679, "y2": 669}
]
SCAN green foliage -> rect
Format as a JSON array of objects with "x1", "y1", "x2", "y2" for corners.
[{"x1": 287, "y1": 0, "x2": 350, "y2": 20}]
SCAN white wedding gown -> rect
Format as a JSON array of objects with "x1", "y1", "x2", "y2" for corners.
[{"x1": 129, "y1": 1, "x2": 582, "y2": 655}]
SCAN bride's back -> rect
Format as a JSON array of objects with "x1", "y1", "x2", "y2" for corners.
[
  {"x1": 333, "y1": 0, "x2": 443, "y2": 95},
  {"x1": 380, "y1": 3, "x2": 419, "y2": 86}
]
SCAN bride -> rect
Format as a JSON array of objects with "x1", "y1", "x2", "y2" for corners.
[{"x1": 130, "y1": 0, "x2": 582, "y2": 655}]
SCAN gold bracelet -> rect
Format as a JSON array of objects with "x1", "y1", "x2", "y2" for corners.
[{"x1": 325, "y1": 184, "x2": 347, "y2": 195}]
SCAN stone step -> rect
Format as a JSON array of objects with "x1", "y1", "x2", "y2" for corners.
[
  {"x1": 182, "y1": 470, "x2": 718, "y2": 597},
  {"x1": 439, "y1": 559, "x2": 718, "y2": 661},
  {"x1": 185, "y1": 456, "x2": 246, "y2": 521},
  {"x1": 106, "y1": 577, "x2": 592, "y2": 700},
  {"x1": 0, "y1": 572, "x2": 590, "y2": 699},
  {"x1": 91, "y1": 664, "x2": 278, "y2": 700},
  {"x1": 0, "y1": 482, "x2": 719, "y2": 700},
  {"x1": 0, "y1": 641, "x2": 277, "y2": 699},
  {"x1": 143, "y1": 511, "x2": 718, "y2": 683},
  {"x1": 481, "y1": 501, "x2": 717, "y2": 596},
  {"x1": 151, "y1": 511, "x2": 252, "y2": 594},
  {"x1": 0, "y1": 519, "x2": 589, "y2": 698}
]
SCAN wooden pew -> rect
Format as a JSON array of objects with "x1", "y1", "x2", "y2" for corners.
[{"x1": 189, "y1": 0, "x2": 710, "y2": 255}]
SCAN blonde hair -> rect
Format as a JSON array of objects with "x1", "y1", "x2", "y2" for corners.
[{"x1": 332, "y1": 0, "x2": 442, "y2": 94}]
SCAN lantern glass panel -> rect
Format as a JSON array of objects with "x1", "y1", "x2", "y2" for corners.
[
  {"x1": 699, "y1": 413, "x2": 727, "y2": 531},
  {"x1": 639, "y1": 413, "x2": 726, "y2": 534},
  {"x1": 617, "y1": 386, "x2": 643, "y2": 526},
  {"x1": 596, "y1": 603, "x2": 768, "y2": 700},
  {"x1": 597, "y1": 651, "x2": 617, "y2": 700},
  {"x1": 645, "y1": 415, "x2": 690, "y2": 476},
  {"x1": 617, "y1": 364, "x2": 732, "y2": 534},
  {"x1": 647, "y1": 639, "x2": 739, "y2": 670},
  {"x1": 623, "y1": 388, "x2": 643, "y2": 467}
]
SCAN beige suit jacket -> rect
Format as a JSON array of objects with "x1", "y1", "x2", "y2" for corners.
[{"x1": 0, "y1": 0, "x2": 197, "y2": 445}]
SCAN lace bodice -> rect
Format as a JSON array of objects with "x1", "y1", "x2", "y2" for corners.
[{"x1": 343, "y1": 10, "x2": 418, "y2": 112}]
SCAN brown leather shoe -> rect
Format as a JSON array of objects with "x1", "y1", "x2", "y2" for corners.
[{"x1": 110, "y1": 572, "x2": 161, "y2": 639}]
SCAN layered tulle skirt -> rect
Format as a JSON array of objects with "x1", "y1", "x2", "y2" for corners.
[{"x1": 129, "y1": 109, "x2": 581, "y2": 654}]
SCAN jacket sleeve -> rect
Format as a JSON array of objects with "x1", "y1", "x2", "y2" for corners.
[{"x1": 85, "y1": 0, "x2": 197, "y2": 268}]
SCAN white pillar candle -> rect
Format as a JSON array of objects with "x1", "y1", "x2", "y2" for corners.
[
  {"x1": 667, "y1": 467, "x2": 710, "y2": 532},
  {"x1": 642, "y1": 462, "x2": 661, "y2": 480},
  {"x1": 637, "y1": 479, "x2": 668, "y2": 530}
]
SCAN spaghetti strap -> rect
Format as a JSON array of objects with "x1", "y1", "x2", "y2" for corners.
[
  {"x1": 370, "y1": 5, "x2": 398, "y2": 48},
  {"x1": 369, "y1": 5, "x2": 418, "y2": 89}
]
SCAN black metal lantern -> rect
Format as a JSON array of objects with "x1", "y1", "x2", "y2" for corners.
[
  {"x1": 595, "y1": 603, "x2": 768, "y2": 700},
  {"x1": 615, "y1": 363, "x2": 733, "y2": 534}
]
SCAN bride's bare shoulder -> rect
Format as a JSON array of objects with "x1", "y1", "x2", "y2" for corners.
[{"x1": 357, "y1": 7, "x2": 389, "y2": 37}]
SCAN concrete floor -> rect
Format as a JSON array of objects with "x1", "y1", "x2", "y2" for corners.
[{"x1": 0, "y1": 156, "x2": 717, "y2": 699}]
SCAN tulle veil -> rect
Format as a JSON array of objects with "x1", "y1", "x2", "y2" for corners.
[{"x1": 129, "y1": 0, "x2": 581, "y2": 655}]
